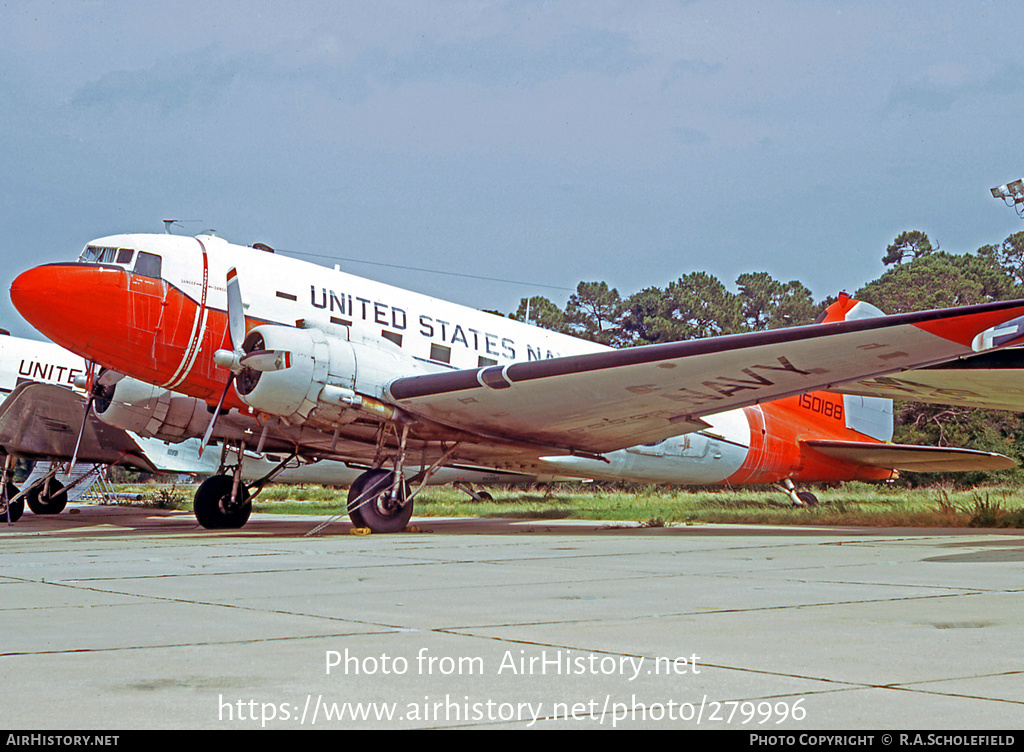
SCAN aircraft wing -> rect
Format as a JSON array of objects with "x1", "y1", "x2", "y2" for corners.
[
  {"x1": 835, "y1": 347, "x2": 1024, "y2": 412},
  {"x1": 0, "y1": 382, "x2": 157, "y2": 470},
  {"x1": 803, "y1": 440, "x2": 1015, "y2": 472},
  {"x1": 386, "y1": 300, "x2": 1024, "y2": 455}
]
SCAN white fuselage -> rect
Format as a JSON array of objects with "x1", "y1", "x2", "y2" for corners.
[{"x1": 69, "y1": 233, "x2": 762, "y2": 484}]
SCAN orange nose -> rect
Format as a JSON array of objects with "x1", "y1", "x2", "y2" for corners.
[
  {"x1": 11, "y1": 263, "x2": 129, "y2": 363},
  {"x1": 13, "y1": 264, "x2": 83, "y2": 347}
]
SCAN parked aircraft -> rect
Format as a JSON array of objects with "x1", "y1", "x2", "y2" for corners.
[
  {"x1": 12, "y1": 233, "x2": 1024, "y2": 532},
  {"x1": 0, "y1": 332, "x2": 531, "y2": 523},
  {"x1": 0, "y1": 332, "x2": 155, "y2": 522}
]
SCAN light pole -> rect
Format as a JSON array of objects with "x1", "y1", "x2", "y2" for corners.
[{"x1": 991, "y1": 179, "x2": 1024, "y2": 218}]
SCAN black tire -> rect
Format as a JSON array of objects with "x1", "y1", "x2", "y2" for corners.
[
  {"x1": 2, "y1": 482, "x2": 22, "y2": 523},
  {"x1": 347, "y1": 469, "x2": 413, "y2": 533},
  {"x1": 26, "y1": 478, "x2": 67, "y2": 515},
  {"x1": 796, "y1": 490, "x2": 819, "y2": 507},
  {"x1": 193, "y1": 474, "x2": 252, "y2": 529},
  {"x1": 475, "y1": 491, "x2": 493, "y2": 502}
]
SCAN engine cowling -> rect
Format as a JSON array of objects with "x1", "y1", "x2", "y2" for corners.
[
  {"x1": 95, "y1": 376, "x2": 215, "y2": 442},
  {"x1": 234, "y1": 323, "x2": 429, "y2": 421}
]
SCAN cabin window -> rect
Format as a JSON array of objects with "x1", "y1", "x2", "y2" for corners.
[
  {"x1": 134, "y1": 251, "x2": 162, "y2": 279},
  {"x1": 477, "y1": 356, "x2": 497, "y2": 367},
  {"x1": 430, "y1": 343, "x2": 451, "y2": 364},
  {"x1": 116, "y1": 248, "x2": 134, "y2": 265},
  {"x1": 382, "y1": 331, "x2": 403, "y2": 347}
]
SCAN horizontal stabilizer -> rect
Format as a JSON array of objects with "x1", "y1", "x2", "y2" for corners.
[
  {"x1": 835, "y1": 347, "x2": 1024, "y2": 413},
  {"x1": 803, "y1": 440, "x2": 1015, "y2": 472}
]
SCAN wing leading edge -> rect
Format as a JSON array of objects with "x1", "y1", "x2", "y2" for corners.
[{"x1": 386, "y1": 300, "x2": 1024, "y2": 455}]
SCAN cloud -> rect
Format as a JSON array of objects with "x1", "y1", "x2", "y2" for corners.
[
  {"x1": 882, "y1": 61, "x2": 1024, "y2": 116},
  {"x1": 392, "y1": 27, "x2": 644, "y2": 83}
]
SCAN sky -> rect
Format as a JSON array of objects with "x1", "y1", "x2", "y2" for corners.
[{"x1": 2, "y1": 1, "x2": 1024, "y2": 340}]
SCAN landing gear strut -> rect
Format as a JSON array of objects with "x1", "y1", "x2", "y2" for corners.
[
  {"x1": 454, "y1": 481, "x2": 492, "y2": 502},
  {"x1": 0, "y1": 456, "x2": 20, "y2": 523},
  {"x1": 1, "y1": 482, "x2": 22, "y2": 523}
]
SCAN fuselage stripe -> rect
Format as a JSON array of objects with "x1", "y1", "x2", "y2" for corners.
[{"x1": 161, "y1": 238, "x2": 209, "y2": 390}]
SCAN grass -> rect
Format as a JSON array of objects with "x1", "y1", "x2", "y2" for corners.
[{"x1": 104, "y1": 480, "x2": 1024, "y2": 528}]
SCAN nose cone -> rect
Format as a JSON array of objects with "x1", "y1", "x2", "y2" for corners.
[
  {"x1": 11, "y1": 263, "x2": 125, "y2": 355},
  {"x1": 12, "y1": 264, "x2": 74, "y2": 346},
  {"x1": 11, "y1": 263, "x2": 202, "y2": 392}
]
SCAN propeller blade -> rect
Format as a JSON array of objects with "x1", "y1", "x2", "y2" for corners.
[
  {"x1": 70, "y1": 395, "x2": 93, "y2": 468},
  {"x1": 239, "y1": 349, "x2": 291, "y2": 372},
  {"x1": 199, "y1": 375, "x2": 234, "y2": 458},
  {"x1": 226, "y1": 267, "x2": 245, "y2": 350},
  {"x1": 97, "y1": 368, "x2": 125, "y2": 387},
  {"x1": 70, "y1": 361, "x2": 97, "y2": 468}
]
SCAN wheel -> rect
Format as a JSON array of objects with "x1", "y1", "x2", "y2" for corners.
[
  {"x1": 475, "y1": 490, "x2": 493, "y2": 502},
  {"x1": 347, "y1": 469, "x2": 413, "y2": 533},
  {"x1": 796, "y1": 490, "x2": 819, "y2": 507},
  {"x1": 2, "y1": 482, "x2": 22, "y2": 523},
  {"x1": 26, "y1": 478, "x2": 67, "y2": 515},
  {"x1": 193, "y1": 474, "x2": 251, "y2": 529}
]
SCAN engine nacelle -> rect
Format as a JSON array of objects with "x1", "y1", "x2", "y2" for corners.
[
  {"x1": 234, "y1": 323, "x2": 430, "y2": 421},
  {"x1": 95, "y1": 376, "x2": 214, "y2": 442}
]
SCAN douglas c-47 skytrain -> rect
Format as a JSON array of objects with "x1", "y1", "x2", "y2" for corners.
[{"x1": 11, "y1": 232, "x2": 1024, "y2": 532}]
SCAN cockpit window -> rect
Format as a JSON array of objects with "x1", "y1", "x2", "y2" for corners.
[
  {"x1": 134, "y1": 251, "x2": 162, "y2": 279},
  {"x1": 81, "y1": 245, "x2": 113, "y2": 263},
  {"x1": 80, "y1": 245, "x2": 135, "y2": 267}
]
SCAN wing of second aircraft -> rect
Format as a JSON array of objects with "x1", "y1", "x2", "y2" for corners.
[{"x1": 0, "y1": 382, "x2": 157, "y2": 470}]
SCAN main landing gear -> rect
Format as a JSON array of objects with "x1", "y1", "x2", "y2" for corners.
[
  {"x1": 193, "y1": 442, "x2": 258, "y2": 529},
  {"x1": 192, "y1": 442, "x2": 304, "y2": 530},
  {"x1": 25, "y1": 477, "x2": 68, "y2": 515},
  {"x1": 193, "y1": 474, "x2": 251, "y2": 529},
  {"x1": 2, "y1": 479, "x2": 71, "y2": 520},
  {"x1": 192, "y1": 422, "x2": 456, "y2": 535},
  {"x1": 1, "y1": 458, "x2": 76, "y2": 524},
  {"x1": 347, "y1": 423, "x2": 417, "y2": 534},
  {"x1": 345, "y1": 427, "x2": 462, "y2": 534},
  {"x1": 1, "y1": 481, "x2": 23, "y2": 523},
  {"x1": 347, "y1": 468, "x2": 413, "y2": 534}
]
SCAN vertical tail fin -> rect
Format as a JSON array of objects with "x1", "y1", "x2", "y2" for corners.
[
  {"x1": 816, "y1": 293, "x2": 894, "y2": 442},
  {"x1": 815, "y1": 292, "x2": 887, "y2": 324}
]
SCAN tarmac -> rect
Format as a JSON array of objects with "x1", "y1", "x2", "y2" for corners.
[{"x1": 2, "y1": 504, "x2": 1023, "y2": 730}]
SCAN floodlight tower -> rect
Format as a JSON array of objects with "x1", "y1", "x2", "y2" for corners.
[{"x1": 991, "y1": 178, "x2": 1024, "y2": 218}]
